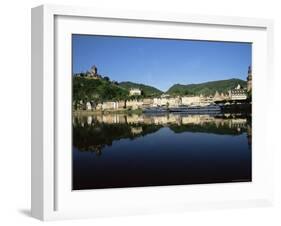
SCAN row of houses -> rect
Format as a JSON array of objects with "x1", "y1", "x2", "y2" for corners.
[{"x1": 81, "y1": 83, "x2": 248, "y2": 111}]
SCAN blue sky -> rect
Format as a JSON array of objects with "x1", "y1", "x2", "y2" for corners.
[{"x1": 72, "y1": 35, "x2": 251, "y2": 92}]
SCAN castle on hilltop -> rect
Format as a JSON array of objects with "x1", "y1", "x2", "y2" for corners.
[{"x1": 86, "y1": 65, "x2": 101, "y2": 79}]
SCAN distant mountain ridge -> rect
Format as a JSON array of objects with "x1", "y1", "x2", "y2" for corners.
[{"x1": 167, "y1": 78, "x2": 247, "y2": 96}]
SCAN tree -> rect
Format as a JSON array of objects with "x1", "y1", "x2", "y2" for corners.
[{"x1": 104, "y1": 76, "x2": 110, "y2": 82}]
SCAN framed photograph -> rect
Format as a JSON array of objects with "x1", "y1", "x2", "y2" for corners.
[{"x1": 31, "y1": 4, "x2": 274, "y2": 221}]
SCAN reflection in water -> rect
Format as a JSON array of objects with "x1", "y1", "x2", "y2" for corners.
[
  {"x1": 73, "y1": 113, "x2": 251, "y2": 155},
  {"x1": 73, "y1": 113, "x2": 252, "y2": 190}
]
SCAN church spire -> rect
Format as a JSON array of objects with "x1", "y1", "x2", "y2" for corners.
[{"x1": 247, "y1": 65, "x2": 252, "y2": 92}]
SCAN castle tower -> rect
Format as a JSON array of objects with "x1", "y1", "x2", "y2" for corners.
[
  {"x1": 247, "y1": 65, "x2": 252, "y2": 92},
  {"x1": 90, "y1": 65, "x2": 98, "y2": 76}
]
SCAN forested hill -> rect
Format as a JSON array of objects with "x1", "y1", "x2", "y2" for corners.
[
  {"x1": 73, "y1": 77, "x2": 129, "y2": 102},
  {"x1": 167, "y1": 79, "x2": 247, "y2": 96},
  {"x1": 119, "y1": 81, "x2": 163, "y2": 96},
  {"x1": 73, "y1": 76, "x2": 247, "y2": 103},
  {"x1": 72, "y1": 77, "x2": 163, "y2": 103}
]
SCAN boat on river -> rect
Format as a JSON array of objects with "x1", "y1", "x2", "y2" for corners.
[
  {"x1": 169, "y1": 104, "x2": 221, "y2": 114},
  {"x1": 144, "y1": 104, "x2": 221, "y2": 114}
]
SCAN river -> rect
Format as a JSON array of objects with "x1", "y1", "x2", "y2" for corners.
[{"x1": 72, "y1": 112, "x2": 252, "y2": 190}]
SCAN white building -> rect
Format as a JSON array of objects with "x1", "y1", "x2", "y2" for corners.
[
  {"x1": 86, "y1": 102, "x2": 92, "y2": 110},
  {"x1": 181, "y1": 96, "x2": 201, "y2": 106},
  {"x1": 153, "y1": 97, "x2": 181, "y2": 107},
  {"x1": 229, "y1": 84, "x2": 247, "y2": 100},
  {"x1": 129, "y1": 88, "x2": 142, "y2": 96}
]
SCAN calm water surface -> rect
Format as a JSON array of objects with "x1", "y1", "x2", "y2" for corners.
[{"x1": 73, "y1": 113, "x2": 251, "y2": 190}]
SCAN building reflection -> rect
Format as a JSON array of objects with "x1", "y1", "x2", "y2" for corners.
[
  {"x1": 73, "y1": 113, "x2": 252, "y2": 156},
  {"x1": 73, "y1": 113, "x2": 250, "y2": 129}
]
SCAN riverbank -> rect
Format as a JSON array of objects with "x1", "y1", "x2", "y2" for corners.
[
  {"x1": 74, "y1": 103, "x2": 251, "y2": 116},
  {"x1": 221, "y1": 103, "x2": 251, "y2": 114},
  {"x1": 73, "y1": 108, "x2": 143, "y2": 115}
]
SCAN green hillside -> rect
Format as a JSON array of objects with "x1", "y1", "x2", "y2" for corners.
[
  {"x1": 119, "y1": 81, "x2": 163, "y2": 97},
  {"x1": 73, "y1": 77, "x2": 129, "y2": 103},
  {"x1": 167, "y1": 79, "x2": 247, "y2": 96},
  {"x1": 72, "y1": 77, "x2": 163, "y2": 105}
]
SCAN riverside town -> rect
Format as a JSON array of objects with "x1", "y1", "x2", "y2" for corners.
[
  {"x1": 73, "y1": 65, "x2": 252, "y2": 115},
  {"x1": 72, "y1": 35, "x2": 252, "y2": 190}
]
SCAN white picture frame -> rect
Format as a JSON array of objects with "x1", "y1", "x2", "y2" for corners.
[{"x1": 31, "y1": 4, "x2": 274, "y2": 221}]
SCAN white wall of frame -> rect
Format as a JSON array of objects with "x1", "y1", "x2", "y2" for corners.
[
  {"x1": 54, "y1": 12, "x2": 271, "y2": 219},
  {"x1": 0, "y1": 0, "x2": 281, "y2": 225}
]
